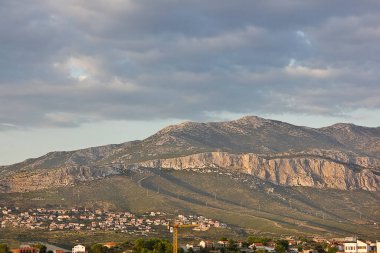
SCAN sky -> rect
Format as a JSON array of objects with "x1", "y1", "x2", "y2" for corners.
[{"x1": 1, "y1": 0, "x2": 380, "y2": 165}]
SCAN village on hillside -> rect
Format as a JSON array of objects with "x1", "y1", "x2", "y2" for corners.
[{"x1": 0, "y1": 206, "x2": 226, "y2": 235}]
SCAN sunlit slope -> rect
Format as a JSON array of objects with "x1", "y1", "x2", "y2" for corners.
[{"x1": 1, "y1": 170, "x2": 379, "y2": 239}]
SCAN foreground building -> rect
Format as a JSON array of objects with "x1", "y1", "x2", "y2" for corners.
[
  {"x1": 344, "y1": 240, "x2": 373, "y2": 253},
  {"x1": 72, "y1": 245, "x2": 85, "y2": 253}
]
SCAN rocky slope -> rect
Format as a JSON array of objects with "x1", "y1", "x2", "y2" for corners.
[
  {"x1": 0, "y1": 116, "x2": 379, "y2": 193},
  {"x1": 0, "y1": 164, "x2": 124, "y2": 193},
  {"x1": 135, "y1": 151, "x2": 380, "y2": 191}
]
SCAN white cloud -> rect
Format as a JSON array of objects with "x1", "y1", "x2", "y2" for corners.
[
  {"x1": 54, "y1": 56, "x2": 101, "y2": 82},
  {"x1": 296, "y1": 30, "x2": 311, "y2": 45},
  {"x1": 284, "y1": 59, "x2": 334, "y2": 79}
]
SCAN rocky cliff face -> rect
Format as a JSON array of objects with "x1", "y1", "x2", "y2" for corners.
[
  {"x1": 136, "y1": 152, "x2": 380, "y2": 191},
  {"x1": 0, "y1": 165, "x2": 123, "y2": 193}
]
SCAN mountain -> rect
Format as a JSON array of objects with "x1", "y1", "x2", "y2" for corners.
[
  {"x1": 1, "y1": 116, "x2": 380, "y2": 240},
  {"x1": 1, "y1": 116, "x2": 379, "y2": 192}
]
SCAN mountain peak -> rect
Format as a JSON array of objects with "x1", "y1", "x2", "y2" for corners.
[
  {"x1": 154, "y1": 120, "x2": 202, "y2": 136},
  {"x1": 232, "y1": 115, "x2": 270, "y2": 127}
]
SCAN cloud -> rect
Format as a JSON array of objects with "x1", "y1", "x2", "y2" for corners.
[
  {"x1": 284, "y1": 59, "x2": 335, "y2": 78},
  {"x1": 296, "y1": 30, "x2": 311, "y2": 45},
  {"x1": 54, "y1": 56, "x2": 100, "y2": 82},
  {"x1": 0, "y1": 0, "x2": 380, "y2": 129}
]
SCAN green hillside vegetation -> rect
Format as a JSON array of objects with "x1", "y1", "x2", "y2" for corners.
[{"x1": 1, "y1": 170, "x2": 379, "y2": 245}]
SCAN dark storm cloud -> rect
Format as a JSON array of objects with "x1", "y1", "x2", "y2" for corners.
[{"x1": 0, "y1": 0, "x2": 379, "y2": 129}]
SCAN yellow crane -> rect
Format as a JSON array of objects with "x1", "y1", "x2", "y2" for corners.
[{"x1": 171, "y1": 221, "x2": 199, "y2": 253}]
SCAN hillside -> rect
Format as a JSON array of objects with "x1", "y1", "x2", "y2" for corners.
[
  {"x1": 0, "y1": 116, "x2": 379, "y2": 192},
  {"x1": 1, "y1": 115, "x2": 380, "y2": 239},
  {"x1": 0, "y1": 170, "x2": 379, "y2": 241}
]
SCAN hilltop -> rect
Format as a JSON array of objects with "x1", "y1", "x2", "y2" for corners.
[
  {"x1": 1, "y1": 116, "x2": 379, "y2": 192},
  {"x1": 0, "y1": 116, "x2": 380, "y2": 239}
]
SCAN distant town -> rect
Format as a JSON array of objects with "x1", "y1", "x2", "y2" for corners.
[{"x1": 0, "y1": 206, "x2": 226, "y2": 235}]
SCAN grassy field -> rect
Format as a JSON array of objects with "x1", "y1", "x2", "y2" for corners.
[{"x1": 1, "y1": 169, "x2": 379, "y2": 245}]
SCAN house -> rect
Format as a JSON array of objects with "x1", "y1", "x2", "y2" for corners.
[
  {"x1": 376, "y1": 241, "x2": 380, "y2": 253},
  {"x1": 72, "y1": 245, "x2": 85, "y2": 253},
  {"x1": 103, "y1": 243, "x2": 117, "y2": 249},
  {"x1": 217, "y1": 241, "x2": 228, "y2": 248},
  {"x1": 18, "y1": 245, "x2": 39, "y2": 253},
  {"x1": 249, "y1": 243, "x2": 266, "y2": 251},
  {"x1": 185, "y1": 244, "x2": 200, "y2": 252},
  {"x1": 344, "y1": 240, "x2": 371, "y2": 253},
  {"x1": 199, "y1": 241, "x2": 214, "y2": 249},
  {"x1": 264, "y1": 247, "x2": 276, "y2": 253}
]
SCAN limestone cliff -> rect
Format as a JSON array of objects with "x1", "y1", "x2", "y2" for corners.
[
  {"x1": 136, "y1": 152, "x2": 380, "y2": 191},
  {"x1": 0, "y1": 165, "x2": 123, "y2": 193}
]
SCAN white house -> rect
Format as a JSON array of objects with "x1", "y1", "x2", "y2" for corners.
[
  {"x1": 199, "y1": 241, "x2": 213, "y2": 249},
  {"x1": 72, "y1": 245, "x2": 85, "y2": 253},
  {"x1": 376, "y1": 241, "x2": 380, "y2": 253},
  {"x1": 344, "y1": 240, "x2": 370, "y2": 253}
]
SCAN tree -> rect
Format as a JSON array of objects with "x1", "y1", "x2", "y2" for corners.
[
  {"x1": 0, "y1": 244, "x2": 9, "y2": 253},
  {"x1": 132, "y1": 238, "x2": 172, "y2": 253},
  {"x1": 134, "y1": 239, "x2": 146, "y2": 253},
  {"x1": 313, "y1": 244, "x2": 325, "y2": 253},
  {"x1": 32, "y1": 244, "x2": 47, "y2": 253},
  {"x1": 199, "y1": 247, "x2": 209, "y2": 253},
  {"x1": 121, "y1": 241, "x2": 130, "y2": 248},
  {"x1": 91, "y1": 244, "x2": 108, "y2": 253},
  {"x1": 241, "y1": 242, "x2": 250, "y2": 248},
  {"x1": 247, "y1": 236, "x2": 271, "y2": 246},
  {"x1": 327, "y1": 246, "x2": 337, "y2": 253},
  {"x1": 298, "y1": 246, "x2": 303, "y2": 252},
  {"x1": 275, "y1": 244, "x2": 286, "y2": 253},
  {"x1": 275, "y1": 240, "x2": 289, "y2": 253},
  {"x1": 228, "y1": 239, "x2": 237, "y2": 251}
]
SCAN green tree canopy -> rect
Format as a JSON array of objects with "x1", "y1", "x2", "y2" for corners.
[
  {"x1": 227, "y1": 239, "x2": 237, "y2": 251},
  {"x1": 133, "y1": 238, "x2": 172, "y2": 253},
  {"x1": 91, "y1": 244, "x2": 109, "y2": 253},
  {"x1": 247, "y1": 236, "x2": 271, "y2": 246},
  {"x1": 275, "y1": 240, "x2": 289, "y2": 253},
  {"x1": 313, "y1": 244, "x2": 326, "y2": 253},
  {"x1": 0, "y1": 244, "x2": 9, "y2": 253},
  {"x1": 327, "y1": 246, "x2": 338, "y2": 253},
  {"x1": 32, "y1": 244, "x2": 47, "y2": 253}
]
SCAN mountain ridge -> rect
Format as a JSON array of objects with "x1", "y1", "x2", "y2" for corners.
[{"x1": 1, "y1": 115, "x2": 379, "y2": 192}]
